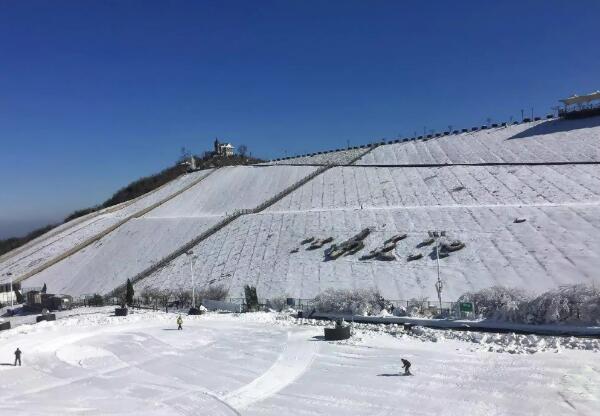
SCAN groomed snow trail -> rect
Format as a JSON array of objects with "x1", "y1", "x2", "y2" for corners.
[
  {"x1": 223, "y1": 329, "x2": 320, "y2": 410},
  {"x1": 1, "y1": 310, "x2": 599, "y2": 415}
]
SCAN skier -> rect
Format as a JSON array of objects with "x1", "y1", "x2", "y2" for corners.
[
  {"x1": 14, "y1": 348, "x2": 22, "y2": 366},
  {"x1": 401, "y1": 358, "x2": 411, "y2": 375},
  {"x1": 177, "y1": 315, "x2": 183, "y2": 330}
]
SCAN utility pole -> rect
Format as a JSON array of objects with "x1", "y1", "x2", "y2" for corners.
[{"x1": 521, "y1": 109, "x2": 524, "y2": 121}]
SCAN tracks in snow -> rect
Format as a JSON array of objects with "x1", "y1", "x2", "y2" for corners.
[{"x1": 223, "y1": 329, "x2": 319, "y2": 410}]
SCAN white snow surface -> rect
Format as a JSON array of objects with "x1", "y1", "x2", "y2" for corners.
[
  {"x1": 137, "y1": 204, "x2": 600, "y2": 300},
  {"x1": 264, "y1": 147, "x2": 370, "y2": 165},
  {"x1": 145, "y1": 165, "x2": 316, "y2": 217},
  {"x1": 0, "y1": 169, "x2": 213, "y2": 283},
  {"x1": 24, "y1": 216, "x2": 222, "y2": 295},
  {"x1": 3, "y1": 118, "x2": 600, "y2": 300},
  {"x1": 1, "y1": 308, "x2": 599, "y2": 415},
  {"x1": 357, "y1": 117, "x2": 600, "y2": 164}
]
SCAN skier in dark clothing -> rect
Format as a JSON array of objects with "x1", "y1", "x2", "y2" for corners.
[
  {"x1": 14, "y1": 348, "x2": 22, "y2": 366},
  {"x1": 401, "y1": 358, "x2": 411, "y2": 375}
]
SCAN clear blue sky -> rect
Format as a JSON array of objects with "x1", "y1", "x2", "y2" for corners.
[{"x1": 1, "y1": 0, "x2": 599, "y2": 238}]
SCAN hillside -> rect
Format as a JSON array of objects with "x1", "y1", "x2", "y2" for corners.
[{"x1": 1, "y1": 116, "x2": 600, "y2": 302}]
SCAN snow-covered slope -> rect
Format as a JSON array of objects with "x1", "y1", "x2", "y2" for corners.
[
  {"x1": 0, "y1": 169, "x2": 213, "y2": 284},
  {"x1": 137, "y1": 204, "x2": 600, "y2": 300},
  {"x1": 136, "y1": 120, "x2": 600, "y2": 300},
  {"x1": 15, "y1": 166, "x2": 319, "y2": 295},
  {"x1": 24, "y1": 217, "x2": 222, "y2": 295},
  {"x1": 146, "y1": 165, "x2": 316, "y2": 217},
  {"x1": 265, "y1": 147, "x2": 370, "y2": 165},
  {"x1": 267, "y1": 165, "x2": 600, "y2": 211},
  {"x1": 5, "y1": 117, "x2": 600, "y2": 300},
  {"x1": 357, "y1": 117, "x2": 600, "y2": 165}
]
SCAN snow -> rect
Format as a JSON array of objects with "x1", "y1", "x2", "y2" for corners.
[
  {"x1": 3, "y1": 117, "x2": 600, "y2": 304},
  {"x1": 1, "y1": 308, "x2": 599, "y2": 415},
  {"x1": 0, "y1": 169, "x2": 213, "y2": 284},
  {"x1": 264, "y1": 147, "x2": 370, "y2": 165},
  {"x1": 357, "y1": 117, "x2": 600, "y2": 165},
  {"x1": 145, "y1": 165, "x2": 317, "y2": 217},
  {"x1": 24, "y1": 216, "x2": 222, "y2": 295},
  {"x1": 137, "y1": 203, "x2": 600, "y2": 301}
]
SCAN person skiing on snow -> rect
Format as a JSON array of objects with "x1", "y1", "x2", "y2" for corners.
[
  {"x1": 401, "y1": 358, "x2": 411, "y2": 375},
  {"x1": 14, "y1": 348, "x2": 22, "y2": 366},
  {"x1": 176, "y1": 315, "x2": 183, "y2": 330}
]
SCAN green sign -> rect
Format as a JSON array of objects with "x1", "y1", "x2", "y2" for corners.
[{"x1": 459, "y1": 302, "x2": 473, "y2": 312}]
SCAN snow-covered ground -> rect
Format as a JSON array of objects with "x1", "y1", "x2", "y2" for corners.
[
  {"x1": 357, "y1": 117, "x2": 600, "y2": 165},
  {"x1": 137, "y1": 204, "x2": 600, "y2": 300},
  {"x1": 1, "y1": 308, "x2": 598, "y2": 415},
  {"x1": 146, "y1": 165, "x2": 316, "y2": 217},
  {"x1": 11, "y1": 165, "x2": 318, "y2": 295},
  {"x1": 0, "y1": 169, "x2": 213, "y2": 284},
  {"x1": 3, "y1": 117, "x2": 600, "y2": 301},
  {"x1": 264, "y1": 147, "x2": 370, "y2": 165},
  {"x1": 24, "y1": 216, "x2": 222, "y2": 295}
]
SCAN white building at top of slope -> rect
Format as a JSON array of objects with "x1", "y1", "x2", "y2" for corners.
[
  {"x1": 559, "y1": 90, "x2": 600, "y2": 119},
  {"x1": 214, "y1": 138, "x2": 235, "y2": 157}
]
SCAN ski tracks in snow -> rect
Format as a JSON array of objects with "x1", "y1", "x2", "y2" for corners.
[{"x1": 223, "y1": 329, "x2": 319, "y2": 410}]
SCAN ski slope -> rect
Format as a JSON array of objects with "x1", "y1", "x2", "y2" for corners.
[
  {"x1": 0, "y1": 169, "x2": 213, "y2": 284},
  {"x1": 265, "y1": 147, "x2": 369, "y2": 166},
  {"x1": 3, "y1": 117, "x2": 600, "y2": 299},
  {"x1": 24, "y1": 217, "x2": 222, "y2": 295},
  {"x1": 1, "y1": 309, "x2": 599, "y2": 415},
  {"x1": 15, "y1": 166, "x2": 318, "y2": 295},
  {"x1": 146, "y1": 165, "x2": 316, "y2": 217},
  {"x1": 357, "y1": 117, "x2": 600, "y2": 165},
  {"x1": 137, "y1": 204, "x2": 600, "y2": 300}
]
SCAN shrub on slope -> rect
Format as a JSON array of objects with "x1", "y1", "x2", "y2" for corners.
[
  {"x1": 313, "y1": 288, "x2": 391, "y2": 316},
  {"x1": 459, "y1": 284, "x2": 600, "y2": 325}
]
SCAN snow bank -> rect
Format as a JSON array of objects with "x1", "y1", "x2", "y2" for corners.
[
  {"x1": 459, "y1": 284, "x2": 600, "y2": 325},
  {"x1": 273, "y1": 314, "x2": 600, "y2": 354}
]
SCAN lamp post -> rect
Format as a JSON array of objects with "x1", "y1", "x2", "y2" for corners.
[
  {"x1": 6, "y1": 272, "x2": 14, "y2": 307},
  {"x1": 186, "y1": 251, "x2": 198, "y2": 309},
  {"x1": 428, "y1": 231, "x2": 446, "y2": 311}
]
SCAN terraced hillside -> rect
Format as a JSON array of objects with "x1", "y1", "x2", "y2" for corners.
[
  {"x1": 136, "y1": 117, "x2": 600, "y2": 300},
  {"x1": 17, "y1": 166, "x2": 318, "y2": 295},
  {"x1": 2, "y1": 116, "x2": 600, "y2": 300}
]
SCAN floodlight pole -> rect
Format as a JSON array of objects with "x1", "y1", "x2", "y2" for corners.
[
  {"x1": 430, "y1": 231, "x2": 444, "y2": 311},
  {"x1": 186, "y1": 251, "x2": 197, "y2": 309},
  {"x1": 8, "y1": 272, "x2": 13, "y2": 307}
]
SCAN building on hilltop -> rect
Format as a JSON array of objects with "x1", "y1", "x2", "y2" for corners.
[
  {"x1": 214, "y1": 139, "x2": 235, "y2": 157},
  {"x1": 559, "y1": 90, "x2": 600, "y2": 119}
]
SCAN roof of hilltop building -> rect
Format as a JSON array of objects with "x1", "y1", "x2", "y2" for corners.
[{"x1": 560, "y1": 90, "x2": 600, "y2": 106}]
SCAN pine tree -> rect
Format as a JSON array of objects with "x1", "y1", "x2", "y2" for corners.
[
  {"x1": 126, "y1": 279, "x2": 134, "y2": 307},
  {"x1": 42, "y1": 283, "x2": 47, "y2": 293},
  {"x1": 244, "y1": 285, "x2": 259, "y2": 312}
]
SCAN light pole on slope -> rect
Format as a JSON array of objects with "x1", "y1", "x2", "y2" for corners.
[
  {"x1": 428, "y1": 231, "x2": 446, "y2": 311},
  {"x1": 186, "y1": 251, "x2": 198, "y2": 309}
]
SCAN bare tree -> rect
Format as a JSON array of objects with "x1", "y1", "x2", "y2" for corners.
[{"x1": 238, "y1": 144, "x2": 248, "y2": 157}]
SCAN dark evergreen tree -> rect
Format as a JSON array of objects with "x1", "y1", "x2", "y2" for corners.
[
  {"x1": 244, "y1": 285, "x2": 259, "y2": 312},
  {"x1": 126, "y1": 279, "x2": 134, "y2": 307},
  {"x1": 42, "y1": 283, "x2": 47, "y2": 293}
]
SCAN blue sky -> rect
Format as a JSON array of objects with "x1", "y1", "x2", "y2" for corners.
[{"x1": 1, "y1": 0, "x2": 599, "y2": 238}]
